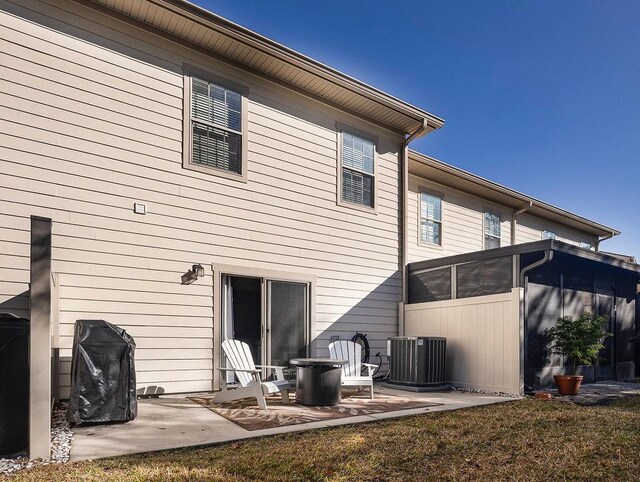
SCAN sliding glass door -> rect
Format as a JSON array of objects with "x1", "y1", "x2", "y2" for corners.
[
  {"x1": 267, "y1": 280, "x2": 309, "y2": 367},
  {"x1": 221, "y1": 275, "x2": 310, "y2": 379}
]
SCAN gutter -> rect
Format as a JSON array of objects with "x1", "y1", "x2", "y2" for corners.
[
  {"x1": 511, "y1": 201, "x2": 532, "y2": 245},
  {"x1": 595, "y1": 232, "x2": 617, "y2": 252},
  {"x1": 400, "y1": 119, "x2": 430, "y2": 334},
  {"x1": 519, "y1": 249, "x2": 554, "y2": 393}
]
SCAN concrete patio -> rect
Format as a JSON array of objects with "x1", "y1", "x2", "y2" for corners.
[
  {"x1": 546, "y1": 380, "x2": 640, "y2": 405},
  {"x1": 69, "y1": 385, "x2": 512, "y2": 461}
]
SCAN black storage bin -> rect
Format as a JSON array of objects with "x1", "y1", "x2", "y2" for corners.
[
  {"x1": 67, "y1": 320, "x2": 137, "y2": 425},
  {"x1": 0, "y1": 313, "x2": 29, "y2": 457}
]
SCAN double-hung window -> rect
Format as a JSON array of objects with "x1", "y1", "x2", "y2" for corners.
[
  {"x1": 339, "y1": 130, "x2": 376, "y2": 209},
  {"x1": 420, "y1": 192, "x2": 442, "y2": 245},
  {"x1": 484, "y1": 211, "x2": 501, "y2": 249},
  {"x1": 184, "y1": 71, "x2": 247, "y2": 180}
]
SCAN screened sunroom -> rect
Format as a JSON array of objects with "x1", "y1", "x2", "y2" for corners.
[{"x1": 407, "y1": 239, "x2": 640, "y2": 391}]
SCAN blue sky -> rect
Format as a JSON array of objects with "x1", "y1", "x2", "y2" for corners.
[{"x1": 196, "y1": 0, "x2": 640, "y2": 257}]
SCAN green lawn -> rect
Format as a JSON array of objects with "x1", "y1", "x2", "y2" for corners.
[{"x1": 5, "y1": 396, "x2": 640, "y2": 482}]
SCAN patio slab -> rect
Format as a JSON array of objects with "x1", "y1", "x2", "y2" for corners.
[{"x1": 69, "y1": 385, "x2": 512, "y2": 462}]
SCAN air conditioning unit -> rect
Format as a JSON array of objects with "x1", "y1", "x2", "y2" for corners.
[{"x1": 386, "y1": 336, "x2": 449, "y2": 391}]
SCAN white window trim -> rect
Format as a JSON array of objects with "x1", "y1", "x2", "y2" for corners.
[
  {"x1": 183, "y1": 65, "x2": 249, "y2": 182},
  {"x1": 336, "y1": 122, "x2": 378, "y2": 214},
  {"x1": 483, "y1": 210, "x2": 502, "y2": 249},
  {"x1": 418, "y1": 189, "x2": 444, "y2": 248}
]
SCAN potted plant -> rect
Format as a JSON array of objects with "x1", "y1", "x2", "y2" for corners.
[{"x1": 547, "y1": 312, "x2": 611, "y2": 395}]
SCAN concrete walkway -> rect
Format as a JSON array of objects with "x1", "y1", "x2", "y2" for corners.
[
  {"x1": 547, "y1": 380, "x2": 640, "y2": 406},
  {"x1": 70, "y1": 386, "x2": 512, "y2": 461}
]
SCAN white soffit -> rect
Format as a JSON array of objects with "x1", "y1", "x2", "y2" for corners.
[{"x1": 87, "y1": 0, "x2": 444, "y2": 135}]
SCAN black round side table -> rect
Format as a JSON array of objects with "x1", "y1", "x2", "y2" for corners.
[{"x1": 290, "y1": 358, "x2": 347, "y2": 406}]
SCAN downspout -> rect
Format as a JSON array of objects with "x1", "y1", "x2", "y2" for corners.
[
  {"x1": 595, "y1": 231, "x2": 616, "y2": 252},
  {"x1": 400, "y1": 119, "x2": 429, "y2": 334},
  {"x1": 511, "y1": 201, "x2": 533, "y2": 246},
  {"x1": 519, "y1": 249, "x2": 553, "y2": 287},
  {"x1": 519, "y1": 249, "x2": 554, "y2": 392}
]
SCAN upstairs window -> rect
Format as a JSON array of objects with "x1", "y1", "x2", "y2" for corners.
[
  {"x1": 183, "y1": 70, "x2": 248, "y2": 181},
  {"x1": 543, "y1": 230, "x2": 556, "y2": 240},
  {"x1": 420, "y1": 193, "x2": 442, "y2": 245},
  {"x1": 484, "y1": 211, "x2": 501, "y2": 249},
  {"x1": 339, "y1": 130, "x2": 376, "y2": 209}
]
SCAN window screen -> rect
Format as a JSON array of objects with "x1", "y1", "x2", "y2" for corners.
[
  {"x1": 341, "y1": 132, "x2": 375, "y2": 207},
  {"x1": 420, "y1": 193, "x2": 442, "y2": 245},
  {"x1": 191, "y1": 77, "x2": 242, "y2": 174},
  {"x1": 484, "y1": 211, "x2": 501, "y2": 249},
  {"x1": 408, "y1": 267, "x2": 452, "y2": 303},
  {"x1": 456, "y1": 257, "x2": 513, "y2": 299}
]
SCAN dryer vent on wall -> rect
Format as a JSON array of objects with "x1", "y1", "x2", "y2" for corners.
[{"x1": 386, "y1": 336, "x2": 449, "y2": 391}]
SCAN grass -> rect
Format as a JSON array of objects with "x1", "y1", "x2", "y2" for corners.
[{"x1": 4, "y1": 396, "x2": 640, "y2": 482}]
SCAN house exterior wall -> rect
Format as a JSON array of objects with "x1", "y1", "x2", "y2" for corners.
[
  {"x1": 514, "y1": 212, "x2": 597, "y2": 247},
  {"x1": 0, "y1": 0, "x2": 403, "y2": 398},
  {"x1": 408, "y1": 175, "x2": 598, "y2": 264}
]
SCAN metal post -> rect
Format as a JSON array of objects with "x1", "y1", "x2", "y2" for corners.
[{"x1": 29, "y1": 216, "x2": 52, "y2": 460}]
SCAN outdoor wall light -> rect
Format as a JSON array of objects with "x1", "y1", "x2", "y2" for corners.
[{"x1": 181, "y1": 264, "x2": 205, "y2": 285}]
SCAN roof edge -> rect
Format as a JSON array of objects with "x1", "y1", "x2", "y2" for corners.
[
  {"x1": 408, "y1": 239, "x2": 639, "y2": 274},
  {"x1": 409, "y1": 150, "x2": 620, "y2": 237},
  {"x1": 148, "y1": 0, "x2": 445, "y2": 132}
]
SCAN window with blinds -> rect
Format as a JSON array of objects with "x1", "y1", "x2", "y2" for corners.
[
  {"x1": 484, "y1": 211, "x2": 501, "y2": 249},
  {"x1": 420, "y1": 192, "x2": 442, "y2": 245},
  {"x1": 340, "y1": 131, "x2": 375, "y2": 208},
  {"x1": 190, "y1": 77, "x2": 243, "y2": 174}
]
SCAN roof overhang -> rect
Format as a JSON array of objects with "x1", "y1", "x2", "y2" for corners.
[
  {"x1": 408, "y1": 151, "x2": 620, "y2": 238},
  {"x1": 86, "y1": 0, "x2": 444, "y2": 136},
  {"x1": 408, "y1": 239, "x2": 640, "y2": 275}
]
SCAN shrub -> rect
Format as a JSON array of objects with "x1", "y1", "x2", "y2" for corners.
[{"x1": 547, "y1": 312, "x2": 611, "y2": 375}]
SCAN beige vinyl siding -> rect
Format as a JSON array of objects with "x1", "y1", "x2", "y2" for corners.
[
  {"x1": 0, "y1": 0, "x2": 402, "y2": 398},
  {"x1": 408, "y1": 176, "x2": 511, "y2": 263},
  {"x1": 408, "y1": 175, "x2": 598, "y2": 264},
  {"x1": 515, "y1": 213, "x2": 597, "y2": 247}
]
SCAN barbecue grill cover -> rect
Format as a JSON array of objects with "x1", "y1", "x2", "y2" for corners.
[{"x1": 67, "y1": 320, "x2": 137, "y2": 424}]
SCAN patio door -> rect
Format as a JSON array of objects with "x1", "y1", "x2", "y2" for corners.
[
  {"x1": 267, "y1": 280, "x2": 309, "y2": 367},
  {"x1": 221, "y1": 275, "x2": 309, "y2": 382},
  {"x1": 595, "y1": 291, "x2": 616, "y2": 381}
]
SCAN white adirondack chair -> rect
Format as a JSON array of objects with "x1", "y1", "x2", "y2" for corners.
[
  {"x1": 328, "y1": 340, "x2": 378, "y2": 399},
  {"x1": 212, "y1": 339, "x2": 291, "y2": 410}
]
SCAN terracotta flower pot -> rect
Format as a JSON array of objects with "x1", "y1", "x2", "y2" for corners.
[{"x1": 553, "y1": 375, "x2": 583, "y2": 395}]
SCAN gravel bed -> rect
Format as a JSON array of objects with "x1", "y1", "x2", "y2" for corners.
[
  {"x1": 0, "y1": 403, "x2": 72, "y2": 476},
  {"x1": 451, "y1": 386, "x2": 521, "y2": 399}
]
